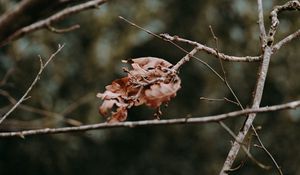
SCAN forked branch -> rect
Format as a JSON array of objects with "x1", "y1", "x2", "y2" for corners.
[
  {"x1": 0, "y1": 0, "x2": 107, "y2": 46},
  {"x1": 220, "y1": 1, "x2": 300, "y2": 174},
  {"x1": 0, "y1": 44, "x2": 64, "y2": 125}
]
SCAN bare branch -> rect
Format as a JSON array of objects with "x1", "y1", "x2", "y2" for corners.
[
  {"x1": 46, "y1": 24, "x2": 80, "y2": 34},
  {"x1": 220, "y1": 45, "x2": 273, "y2": 175},
  {"x1": 119, "y1": 18, "x2": 280, "y2": 173},
  {"x1": 0, "y1": 0, "x2": 107, "y2": 46},
  {"x1": 0, "y1": 44, "x2": 64, "y2": 125},
  {"x1": 219, "y1": 122, "x2": 271, "y2": 171},
  {"x1": 257, "y1": 0, "x2": 267, "y2": 45},
  {"x1": 220, "y1": 1, "x2": 300, "y2": 173},
  {"x1": 0, "y1": 99, "x2": 300, "y2": 138},
  {"x1": 119, "y1": 16, "x2": 261, "y2": 63},
  {"x1": 172, "y1": 47, "x2": 198, "y2": 71},
  {"x1": 200, "y1": 97, "x2": 240, "y2": 106},
  {"x1": 208, "y1": 25, "x2": 244, "y2": 110},
  {"x1": 252, "y1": 125, "x2": 283, "y2": 175},
  {"x1": 267, "y1": 0, "x2": 300, "y2": 46},
  {"x1": 273, "y1": 28, "x2": 300, "y2": 52},
  {"x1": 160, "y1": 33, "x2": 261, "y2": 62}
]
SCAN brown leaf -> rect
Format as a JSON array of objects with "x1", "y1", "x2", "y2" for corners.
[
  {"x1": 97, "y1": 57, "x2": 181, "y2": 122},
  {"x1": 144, "y1": 81, "x2": 181, "y2": 108},
  {"x1": 107, "y1": 107, "x2": 128, "y2": 123}
]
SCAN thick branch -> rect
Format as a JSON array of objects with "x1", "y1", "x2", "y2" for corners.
[
  {"x1": 0, "y1": 100, "x2": 300, "y2": 138},
  {"x1": 0, "y1": 0, "x2": 89, "y2": 42},
  {"x1": 0, "y1": 0, "x2": 107, "y2": 46},
  {"x1": 220, "y1": 1, "x2": 300, "y2": 174}
]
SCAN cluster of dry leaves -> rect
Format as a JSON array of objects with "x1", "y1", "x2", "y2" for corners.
[{"x1": 97, "y1": 57, "x2": 181, "y2": 123}]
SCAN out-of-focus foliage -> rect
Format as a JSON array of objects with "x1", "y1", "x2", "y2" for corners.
[{"x1": 0, "y1": 0, "x2": 300, "y2": 174}]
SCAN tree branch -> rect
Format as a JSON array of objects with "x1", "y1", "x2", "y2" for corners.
[
  {"x1": 0, "y1": 44, "x2": 64, "y2": 125},
  {"x1": 0, "y1": 99, "x2": 300, "y2": 138},
  {"x1": 220, "y1": 1, "x2": 300, "y2": 174},
  {"x1": 160, "y1": 33, "x2": 262, "y2": 62},
  {"x1": 0, "y1": 0, "x2": 90, "y2": 42},
  {"x1": 257, "y1": 0, "x2": 267, "y2": 45},
  {"x1": 268, "y1": 0, "x2": 300, "y2": 42},
  {"x1": 273, "y1": 28, "x2": 300, "y2": 52},
  {"x1": 0, "y1": 0, "x2": 107, "y2": 46}
]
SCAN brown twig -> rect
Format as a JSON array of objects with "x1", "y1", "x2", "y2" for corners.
[
  {"x1": 273, "y1": 28, "x2": 300, "y2": 52},
  {"x1": 200, "y1": 97, "x2": 240, "y2": 106},
  {"x1": 0, "y1": 99, "x2": 300, "y2": 138},
  {"x1": 160, "y1": 33, "x2": 262, "y2": 62},
  {"x1": 208, "y1": 25, "x2": 244, "y2": 110},
  {"x1": 46, "y1": 24, "x2": 80, "y2": 34},
  {"x1": 172, "y1": 47, "x2": 198, "y2": 71},
  {"x1": 0, "y1": 44, "x2": 64, "y2": 125},
  {"x1": 219, "y1": 121, "x2": 271, "y2": 171},
  {"x1": 252, "y1": 125, "x2": 283, "y2": 175},
  {"x1": 119, "y1": 16, "x2": 261, "y2": 63},
  {"x1": 0, "y1": 0, "x2": 107, "y2": 46}
]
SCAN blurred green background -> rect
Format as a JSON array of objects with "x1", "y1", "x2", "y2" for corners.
[{"x1": 0, "y1": 0, "x2": 300, "y2": 174}]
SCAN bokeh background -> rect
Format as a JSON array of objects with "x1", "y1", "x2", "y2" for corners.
[{"x1": 0, "y1": 0, "x2": 300, "y2": 174}]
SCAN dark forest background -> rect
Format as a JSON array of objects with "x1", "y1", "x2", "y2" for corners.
[{"x1": 0, "y1": 0, "x2": 300, "y2": 174}]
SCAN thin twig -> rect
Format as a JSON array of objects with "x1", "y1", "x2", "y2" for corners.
[
  {"x1": 46, "y1": 24, "x2": 80, "y2": 34},
  {"x1": 119, "y1": 16, "x2": 227, "y2": 85},
  {"x1": 0, "y1": 89, "x2": 58, "y2": 117},
  {"x1": 172, "y1": 47, "x2": 198, "y2": 71},
  {"x1": 219, "y1": 121, "x2": 271, "y2": 171},
  {"x1": 0, "y1": 0, "x2": 107, "y2": 46},
  {"x1": 0, "y1": 44, "x2": 64, "y2": 125},
  {"x1": 252, "y1": 125, "x2": 283, "y2": 175},
  {"x1": 200, "y1": 97, "x2": 240, "y2": 106},
  {"x1": 119, "y1": 16, "x2": 261, "y2": 62},
  {"x1": 0, "y1": 99, "x2": 300, "y2": 137},
  {"x1": 160, "y1": 33, "x2": 262, "y2": 62},
  {"x1": 273, "y1": 28, "x2": 300, "y2": 52},
  {"x1": 208, "y1": 25, "x2": 244, "y2": 110}
]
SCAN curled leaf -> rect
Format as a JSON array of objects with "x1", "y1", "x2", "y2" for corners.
[{"x1": 97, "y1": 57, "x2": 181, "y2": 123}]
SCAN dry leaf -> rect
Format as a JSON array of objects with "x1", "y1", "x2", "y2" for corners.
[{"x1": 97, "y1": 57, "x2": 181, "y2": 123}]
